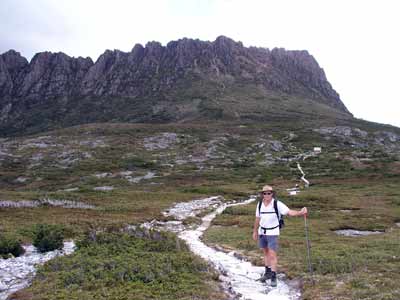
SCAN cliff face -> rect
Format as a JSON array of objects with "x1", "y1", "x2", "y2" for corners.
[
  {"x1": 0, "y1": 36, "x2": 351, "y2": 135},
  {"x1": 0, "y1": 50, "x2": 93, "y2": 103}
]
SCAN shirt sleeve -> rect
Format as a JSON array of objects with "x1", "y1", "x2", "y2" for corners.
[
  {"x1": 255, "y1": 203, "x2": 260, "y2": 217},
  {"x1": 277, "y1": 201, "x2": 290, "y2": 215}
]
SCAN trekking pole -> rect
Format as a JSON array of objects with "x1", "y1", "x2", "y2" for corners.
[{"x1": 304, "y1": 213, "x2": 314, "y2": 285}]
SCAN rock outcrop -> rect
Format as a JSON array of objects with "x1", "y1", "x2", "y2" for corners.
[
  {"x1": 0, "y1": 36, "x2": 352, "y2": 135},
  {"x1": 0, "y1": 50, "x2": 29, "y2": 100}
]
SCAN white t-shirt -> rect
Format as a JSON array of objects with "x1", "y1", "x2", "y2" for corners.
[{"x1": 255, "y1": 199, "x2": 290, "y2": 236}]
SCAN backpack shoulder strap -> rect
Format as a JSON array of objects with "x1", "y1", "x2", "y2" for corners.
[
  {"x1": 258, "y1": 200, "x2": 262, "y2": 216},
  {"x1": 273, "y1": 199, "x2": 280, "y2": 220}
]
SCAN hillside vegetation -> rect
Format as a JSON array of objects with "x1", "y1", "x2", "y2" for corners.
[{"x1": 0, "y1": 117, "x2": 399, "y2": 299}]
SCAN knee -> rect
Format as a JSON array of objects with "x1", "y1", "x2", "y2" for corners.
[{"x1": 268, "y1": 250, "x2": 277, "y2": 260}]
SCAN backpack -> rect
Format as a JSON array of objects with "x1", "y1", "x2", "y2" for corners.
[{"x1": 258, "y1": 199, "x2": 285, "y2": 233}]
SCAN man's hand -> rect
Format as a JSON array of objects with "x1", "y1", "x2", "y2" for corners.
[
  {"x1": 288, "y1": 207, "x2": 308, "y2": 217},
  {"x1": 300, "y1": 207, "x2": 308, "y2": 216},
  {"x1": 252, "y1": 231, "x2": 258, "y2": 241}
]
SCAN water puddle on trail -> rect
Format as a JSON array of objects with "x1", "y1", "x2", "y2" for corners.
[
  {"x1": 143, "y1": 196, "x2": 301, "y2": 300},
  {"x1": 334, "y1": 229, "x2": 384, "y2": 237}
]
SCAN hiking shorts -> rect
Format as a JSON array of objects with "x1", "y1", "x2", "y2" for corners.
[{"x1": 258, "y1": 235, "x2": 279, "y2": 251}]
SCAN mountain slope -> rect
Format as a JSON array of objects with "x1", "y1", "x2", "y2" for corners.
[{"x1": 0, "y1": 36, "x2": 351, "y2": 136}]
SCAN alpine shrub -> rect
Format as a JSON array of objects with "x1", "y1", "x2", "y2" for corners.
[
  {"x1": 0, "y1": 234, "x2": 25, "y2": 258},
  {"x1": 33, "y1": 224, "x2": 64, "y2": 253}
]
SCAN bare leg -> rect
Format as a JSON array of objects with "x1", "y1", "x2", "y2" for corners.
[
  {"x1": 262, "y1": 248, "x2": 270, "y2": 267},
  {"x1": 267, "y1": 248, "x2": 278, "y2": 272}
]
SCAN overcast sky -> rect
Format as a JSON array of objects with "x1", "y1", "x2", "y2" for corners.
[{"x1": 1, "y1": 0, "x2": 399, "y2": 127}]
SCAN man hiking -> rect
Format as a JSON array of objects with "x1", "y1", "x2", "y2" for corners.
[{"x1": 252, "y1": 185, "x2": 307, "y2": 287}]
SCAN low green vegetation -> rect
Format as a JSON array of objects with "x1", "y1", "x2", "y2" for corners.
[
  {"x1": 32, "y1": 224, "x2": 65, "y2": 253},
  {"x1": 10, "y1": 230, "x2": 224, "y2": 300},
  {"x1": 0, "y1": 233, "x2": 25, "y2": 258}
]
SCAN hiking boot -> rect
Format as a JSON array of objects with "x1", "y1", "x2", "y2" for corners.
[
  {"x1": 270, "y1": 272, "x2": 277, "y2": 287},
  {"x1": 259, "y1": 269, "x2": 272, "y2": 283}
]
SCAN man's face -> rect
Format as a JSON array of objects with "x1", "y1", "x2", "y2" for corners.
[{"x1": 262, "y1": 191, "x2": 273, "y2": 199}]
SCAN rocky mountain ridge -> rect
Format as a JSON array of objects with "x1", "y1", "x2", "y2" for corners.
[{"x1": 0, "y1": 36, "x2": 351, "y2": 136}]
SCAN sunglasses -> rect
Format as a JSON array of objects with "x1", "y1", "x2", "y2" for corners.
[{"x1": 262, "y1": 191, "x2": 273, "y2": 195}]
